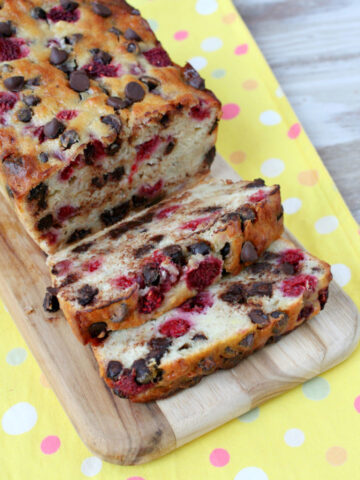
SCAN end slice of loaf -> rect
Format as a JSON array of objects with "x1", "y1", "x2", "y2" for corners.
[
  {"x1": 92, "y1": 237, "x2": 332, "y2": 402},
  {"x1": 47, "y1": 178, "x2": 284, "y2": 344}
]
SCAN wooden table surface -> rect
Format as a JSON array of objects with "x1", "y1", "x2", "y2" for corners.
[{"x1": 234, "y1": 0, "x2": 360, "y2": 223}]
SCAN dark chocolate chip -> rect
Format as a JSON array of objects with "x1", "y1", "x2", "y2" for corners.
[
  {"x1": 23, "y1": 94, "x2": 41, "y2": 107},
  {"x1": 27, "y1": 182, "x2": 48, "y2": 205},
  {"x1": 126, "y1": 42, "x2": 139, "y2": 54},
  {"x1": 44, "y1": 118, "x2": 65, "y2": 139},
  {"x1": 66, "y1": 228, "x2": 91, "y2": 244},
  {"x1": 318, "y1": 287, "x2": 329, "y2": 310},
  {"x1": 106, "y1": 360, "x2": 123, "y2": 380},
  {"x1": 192, "y1": 333, "x2": 207, "y2": 341},
  {"x1": 106, "y1": 96, "x2": 130, "y2": 110},
  {"x1": 64, "y1": 33, "x2": 83, "y2": 44},
  {"x1": 106, "y1": 140, "x2": 122, "y2": 156},
  {"x1": 162, "y1": 244, "x2": 186, "y2": 266},
  {"x1": 139, "y1": 75, "x2": 160, "y2": 91},
  {"x1": 17, "y1": 107, "x2": 32, "y2": 123},
  {"x1": 125, "y1": 81, "x2": 145, "y2": 102},
  {"x1": 179, "y1": 343, "x2": 190, "y2": 351},
  {"x1": 281, "y1": 262, "x2": 295, "y2": 275},
  {"x1": 247, "y1": 262, "x2": 271, "y2": 274},
  {"x1": 77, "y1": 284, "x2": 99, "y2": 307},
  {"x1": 203, "y1": 146, "x2": 216, "y2": 167},
  {"x1": 132, "y1": 359, "x2": 154, "y2": 384},
  {"x1": 198, "y1": 357, "x2": 216, "y2": 373},
  {"x1": 31, "y1": 7, "x2": 47, "y2": 20},
  {"x1": 238, "y1": 206, "x2": 256, "y2": 223},
  {"x1": 37, "y1": 214, "x2": 53, "y2": 231},
  {"x1": 43, "y1": 287, "x2": 59, "y2": 312},
  {"x1": 263, "y1": 251, "x2": 280, "y2": 261},
  {"x1": 183, "y1": 62, "x2": 205, "y2": 90},
  {"x1": 100, "y1": 201, "x2": 130, "y2": 227},
  {"x1": 271, "y1": 311, "x2": 289, "y2": 334},
  {"x1": 247, "y1": 282, "x2": 273, "y2": 297},
  {"x1": 60, "y1": 0, "x2": 79, "y2": 12},
  {"x1": 209, "y1": 118, "x2": 219, "y2": 135},
  {"x1": 92, "y1": 49, "x2": 112, "y2": 65},
  {"x1": 6, "y1": 185, "x2": 13, "y2": 198},
  {"x1": 131, "y1": 8, "x2": 140, "y2": 15},
  {"x1": 239, "y1": 333, "x2": 254, "y2": 348},
  {"x1": 240, "y1": 241, "x2": 258, "y2": 263},
  {"x1": 92, "y1": 2, "x2": 112, "y2": 17},
  {"x1": 149, "y1": 234, "x2": 164, "y2": 244},
  {"x1": 124, "y1": 28, "x2": 142, "y2": 41},
  {"x1": 69, "y1": 71, "x2": 89, "y2": 92},
  {"x1": 160, "y1": 113, "x2": 170, "y2": 127},
  {"x1": 71, "y1": 241, "x2": 94, "y2": 254},
  {"x1": 298, "y1": 305, "x2": 314, "y2": 321},
  {"x1": 249, "y1": 309, "x2": 270, "y2": 327},
  {"x1": 246, "y1": 178, "x2": 265, "y2": 189},
  {"x1": 147, "y1": 337, "x2": 172, "y2": 363},
  {"x1": 187, "y1": 241, "x2": 211, "y2": 256},
  {"x1": 60, "y1": 273, "x2": 78, "y2": 288},
  {"x1": 108, "y1": 166, "x2": 124, "y2": 181},
  {"x1": 88, "y1": 321, "x2": 107, "y2": 338},
  {"x1": 277, "y1": 206, "x2": 284, "y2": 221},
  {"x1": 220, "y1": 283, "x2": 247, "y2": 304},
  {"x1": 220, "y1": 242, "x2": 230, "y2": 260},
  {"x1": 142, "y1": 262, "x2": 161, "y2": 286},
  {"x1": 101, "y1": 114, "x2": 121, "y2": 134},
  {"x1": 60, "y1": 129, "x2": 79, "y2": 149},
  {"x1": 0, "y1": 21, "x2": 12, "y2": 37},
  {"x1": 109, "y1": 26, "x2": 122, "y2": 38},
  {"x1": 134, "y1": 244, "x2": 154, "y2": 259},
  {"x1": 27, "y1": 76, "x2": 41, "y2": 87},
  {"x1": 164, "y1": 140, "x2": 175, "y2": 155},
  {"x1": 50, "y1": 47, "x2": 69, "y2": 65},
  {"x1": 4, "y1": 76, "x2": 25, "y2": 92}
]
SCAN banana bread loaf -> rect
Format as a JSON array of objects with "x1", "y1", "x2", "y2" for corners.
[
  {"x1": 47, "y1": 178, "x2": 284, "y2": 344},
  {"x1": 0, "y1": 0, "x2": 220, "y2": 253},
  {"x1": 92, "y1": 237, "x2": 332, "y2": 402}
]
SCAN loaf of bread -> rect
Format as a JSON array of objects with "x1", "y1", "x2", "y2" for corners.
[
  {"x1": 92, "y1": 237, "x2": 332, "y2": 402},
  {"x1": 47, "y1": 178, "x2": 284, "y2": 344},
  {"x1": 0, "y1": 0, "x2": 220, "y2": 253}
]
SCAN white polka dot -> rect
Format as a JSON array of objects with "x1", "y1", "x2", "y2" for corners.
[
  {"x1": 81, "y1": 457, "x2": 103, "y2": 477},
  {"x1": 2, "y1": 402, "x2": 37, "y2": 435},
  {"x1": 6, "y1": 347, "x2": 27, "y2": 366},
  {"x1": 276, "y1": 86, "x2": 284, "y2": 98},
  {"x1": 283, "y1": 198, "x2": 302, "y2": 215},
  {"x1": 235, "y1": 467, "x2": 268, "y2": 480},
  {"x1": 147, "y1": 19, "x2": 158, "y2": 32},
  {"x1": 315, "y1": 216, "x2": 339, "y2": 234},
  {"x1": 188, "y1": 56, "x2": 208, "y2": 71},
  {"x1": 331, "y1": 264, "x2": 351, "y2": 287},
  {"x1": 196, "y1": 0, "x2": 218, "y2": 15},
  {"x1": 284, "y1": 428, "x2": 305, "y2": 447},
  {"x1": 259, "y1": 110, "x2": 282, "y2": 126},
  {"x1": 201, "y1": 37, "x2": 223, "y2": 52},
  {"x1": 260, "y1": 158, "x2": 284, "y2": 177}
]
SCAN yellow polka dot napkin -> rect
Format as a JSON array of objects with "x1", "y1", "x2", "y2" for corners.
[{"x1": 1, "y1": 1, "x2": 360, "y2": 479}]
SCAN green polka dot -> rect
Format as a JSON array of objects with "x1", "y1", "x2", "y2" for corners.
[
  {"x1": 148, "y1": 19, "x2": 159, "y2": 32},
  {"x1": 238, "y1": 407, "x2": 260, "y2": 423},
  {"x1": 6, "y1": 347, "x2": 27, "y2": 366},
  {"x1": 302, "y1": 377, "x2": 330, "y2": 400},
  {"x1": 212, "y1": 68, "x2": 226, "y2": 79}
]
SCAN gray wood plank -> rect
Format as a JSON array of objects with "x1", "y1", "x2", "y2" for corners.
[{"x1": 233, "y1": 0, "x2": 360, "y2": 222}]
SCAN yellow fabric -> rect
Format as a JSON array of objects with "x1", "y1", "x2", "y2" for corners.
[{"x1": 1, "y1": 1, "x2": 360, "y2": 478}]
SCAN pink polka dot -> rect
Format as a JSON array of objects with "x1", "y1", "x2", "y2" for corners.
[
  {"x1": 288, "y1": 123, "x2": 301, "y2": 139},
  {"x1": 234, "y1": 44, "x2": 248, "y2": 55},
  {"x1": 174, "y1": 30, "x2": 188, "y2": 41},
  {"x1": 209, "y1": 448, "x2": 230, "y2": 467},
  {"x1": 127, "y1": 477, "x2": 145, "y2": 480},
  {"x1": 354, "y1": 395, "x2": 360, "y2": 413},
  {"x1": 222, "y1": 103, "x2": 240, "y2": 120},
  {"x1": 40, "y1": 435, "x2": 61, "y2": 455}
]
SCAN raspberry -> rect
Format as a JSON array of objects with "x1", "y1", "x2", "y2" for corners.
[
  {"x1": 179, "y1": 291, "x2": 214, "y2": 314},
  {"x1": 143, "y1": 47, "x2": 172, "y2": 67},
  {"x1": 186, "y1": 257, "x2": 222, "y2": 291},
  {"x1": 83, "y1": 258, "x2": 102, "y2": 273},
  {"x1": 82, "y1": 62, "x2": 119, "y2": 78},
  {"x1": 249, "y1": 189, "x2": 266, "y2": 203},
  {"x1": 0, "y1": 92, "x2": 17, "y2": 114},
  {"x1": 32, "y1": 126, "x2": 45, "y2": 144},
  {"x1": 48, "y1": 6, "x2": 80, "y2": 23},
  {"x1": 156, "y1": 205, "x2": 180, "y2": 219},
  {"x1": 159, "y1": 318, "x2": 191, "y2": 338},
  {"x1": 111, "y1": 276, "x2": 135, "y2": 289},
  {"x1": 280, "y1": 249, "x2": 304, "y2": 266},
  {"x1": 190, "y1": 101, "x2": 211, "y2": 121},
  {"x1": 52, "y1": 259, "x2": 72, "y2": 276},
  {"x1": 138, "y1": 287, "x2": 164, "y2": 314},
  {"x1": 281, "y1": 274, "x2": 318, "y2": 297},
  {"x1": 113, "y1": 370, "x2": 151, "y2": 397},
  {"x1": 298, "y1": 304, "x2": 314, "y2": 321},
  {"x1": 41, "y1": 231, "x2": 58, "y2": 246},
  {"x1": 57, "y1": 205, "x2": 77, "y2": 222},
  {"x1": 56, "y1": 110, "x2": 78, "y2": 121},
  {"x1": 0, "y1": 38, "x2": 29, "y2": 62},
  {"x1": 59, "y1": 163, "x2": 75, "y2": 181},
  {"x1": 180, "y1": 216, "x2": 212, "y2": 231},
  {"x1": 129, "y1": 136, "x2": 161, "y2": 184},
  {"x1": 138, "y1": 180, "x2": 163, "y2": 198}
]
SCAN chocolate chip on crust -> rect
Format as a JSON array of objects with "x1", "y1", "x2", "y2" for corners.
[
  {"x1": 60, "y1": 129, "x2": 79, "y2": 149},
  {"x1": 249, "y1": 309, "x2": 270, "y2": 328},
  {"x1": 69, "y1": 71, "x2": 89, "y2": 92},
  {"x1": 240, "y1": 241, "x2": 258, "y2": 263},
  {"x1": 106, "y1": 360, "x2": 123, "y2": 380},
  {"x1": 92, "y1": 2, "x2": 112, "y2": 17},
  {"x1": 44, "y1": 118, "x2": 65, "y2": 139},
  {"x1": 0, "y1": 22, "x2": 12, "y2": 37},
  {"x1": 107, "y1": 96, "x2": 131, "y2": 110},
  {"x1": 43, "y1": 287, "x2": 59, "y2": 312},
  {"x1": 88, "y1": 321, "x2": 107, "y2": 339},
  {"x1": 4, "y1": 76, "x2": 25, "y2": 92},
  {"x1": 124, "y1": 28, "x2": 142, "y2": 41},
  {"x1": 245, "y1": 178, "x2": 265, "y2": 189},
  {"x1": 139, "y1": 75, "x2": 160, "y2": 91},
  {"x1": 109, "y1": 26, "x2": 122, "y2": 38},
  {"x1": 50, "y1": 47, "x2": 69, "y2": 65},
  {"x1": 31, "y1": 7, "x2": 47, "y2": 19},
  {"x1": 23, "y1": 94, "x2": 41, "y2": 106},
  {"x1": 239, "y1": 333, "x2": 254, "y2": 348},
  {"x1": 77, "y1": 284, "x2": 99, "y2": 306},
  {"x1": 101, "y1": 114, "x2": 121, "y2": 134},
  {"x1": 17, "y1": 107, "x2": 33, "y2": 122},
  {"x1": 183, "y1": 62, "x2": 205, "y2": 90},
  {"x1": 125, "y1": 81, "x2": 145, "y2": 103},
  {"x1": 271, "y1": 311, "x2": 289, "y2": 334},
  {"x1": 61, "y1": 0, "x2": 79, "y2": 11},
  {"x1": 220, "y1": 242, "x2": 230, "y2": 260}
]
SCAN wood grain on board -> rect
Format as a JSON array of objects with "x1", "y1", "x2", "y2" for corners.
[{"x1": 0, "y1": 156, "x2": 358, "y2": 464}]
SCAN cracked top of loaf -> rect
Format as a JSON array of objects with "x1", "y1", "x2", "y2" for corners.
[{"x1": 0, "y1": 0, "x2": 220, "y2": 199}]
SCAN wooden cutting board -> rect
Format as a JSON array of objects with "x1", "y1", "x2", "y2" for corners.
[{"x1": 0, "y1": 156, "x2": 358, "y2": 465}]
